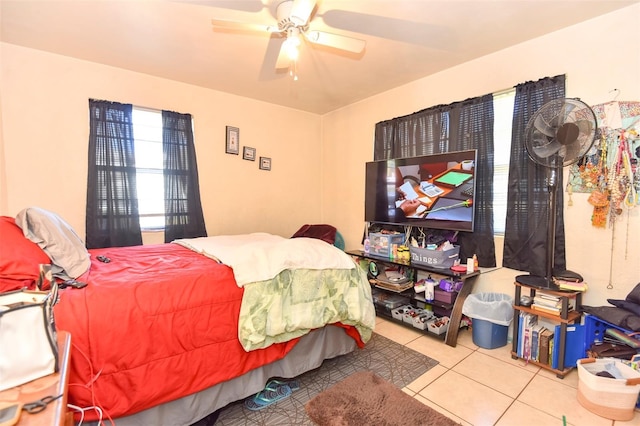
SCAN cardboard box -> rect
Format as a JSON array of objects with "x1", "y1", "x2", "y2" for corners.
[{"x1": 368, "y1": 233, "x2": 405, "y2": 258}]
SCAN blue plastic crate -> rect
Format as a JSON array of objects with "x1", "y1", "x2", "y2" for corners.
[{"x1": 583, "y1": 314, "x2": 637, "y2": 356}]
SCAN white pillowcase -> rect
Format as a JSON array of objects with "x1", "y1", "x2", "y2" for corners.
[{"x1": 16, "y1": 207, "x2": 90, "y2": 279}]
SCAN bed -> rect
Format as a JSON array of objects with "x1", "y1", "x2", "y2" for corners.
[{"x1": 0, "y1": 209, "x2": 376, "y2": 425}]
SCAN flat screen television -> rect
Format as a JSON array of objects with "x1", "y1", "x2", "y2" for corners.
[{"x1": 364, "y1": 149, "x2": 478, "y2": 232}]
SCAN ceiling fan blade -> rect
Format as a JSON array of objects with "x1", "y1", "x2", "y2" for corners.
[
  {"x1": 290, "y1": 0, "x2": 317, "y2": 26},
  {"x1": 259, "y1": 35, "x2": 289, "y2": 80},
  {"x1": 320, "y1": 10, "x2": 456, "y2": 49},
  {"x1": 305, "y1": 30, "x2": 366, "y2": 53},
  {"x1": 171, "y1": 1, "x2": 265, "y2": 13},
  {"x1": 211, "y1": 18, "x2": 279, "y2": 33}
]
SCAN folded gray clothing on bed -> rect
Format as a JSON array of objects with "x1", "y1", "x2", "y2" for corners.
[{"x1": 582, "y1": 305, "x2": 640, "y2": 331}]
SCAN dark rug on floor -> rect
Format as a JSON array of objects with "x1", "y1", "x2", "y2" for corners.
[
  {"x1": 305, "y1": 370, "x2": 460, "y2": 426},
  {"x1": 212, "y1": 332, "x2": 440, "y2": 425}
]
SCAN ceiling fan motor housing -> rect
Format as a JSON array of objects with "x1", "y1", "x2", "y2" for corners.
[{"x1": 275, "y1": 0, "x2": 310, "y2": 30}]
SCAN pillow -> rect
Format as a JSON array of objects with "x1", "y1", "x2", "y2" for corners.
[
  {"x1": 291, "y1": 224, "x2": 337, "y2": 245},
  {"x1": 0, "y1": 216, "x2": 51, "y2": 291},
  {"x1": 608, "y1": 299, "x2": 640, "y2": 317},
  {"x1": 625, "y1": 283, "x2": 640, "y2": 305},
  {"x1": 15, "y1": 207, "x2": 90, "y2": 280}
]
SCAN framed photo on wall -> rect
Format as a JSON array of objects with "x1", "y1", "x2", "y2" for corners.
[
  {"x1": 259, "y1": 157, "x2": 271, "y2": 171},
  {"x1": 243, "y1": 146, "x2": 256, "y2": 161},
  {"x1": 225, "y1": 126, "x2": 239, "y2": 155}
]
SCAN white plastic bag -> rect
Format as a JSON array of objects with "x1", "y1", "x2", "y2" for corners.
[{"x1": 462, "y1": 292, "x2": 514, "y2": 326}]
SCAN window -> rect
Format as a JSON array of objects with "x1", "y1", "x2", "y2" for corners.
[
  {"x1": 132, "y1": 107, "x2": 164, "y2": 230},
  {"x1": 492, "y1": 89, "x2": 515, "y2": 235}
]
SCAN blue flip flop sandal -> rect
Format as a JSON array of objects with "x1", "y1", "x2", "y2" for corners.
[
  {"x1": 266, "y1": 378, "x2": 300, "y2": 392},
  {"x1": 244, "y1": 381, "x2": 292, "y2": 411}
]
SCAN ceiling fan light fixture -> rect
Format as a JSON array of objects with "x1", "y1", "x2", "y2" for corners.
[{"x1": 284, "y1": 27, "x2": 301, "y2": 60}]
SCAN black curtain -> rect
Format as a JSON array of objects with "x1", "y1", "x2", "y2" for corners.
[
  {"x1": 450, "y1": 96, "x2": 496, "y2": 267},
  {"x1": 503, "y1": 75, "x2": 566, "y2": 275},
  {"x1": 373, "y1": 94, "x2": 496, "y2": 267},
  {"x1": 86, "y1": 100, "x2": 143, "y2": 248},
  {"x1": 162, "y1": 110, "x2": 207, "y2": 242}
]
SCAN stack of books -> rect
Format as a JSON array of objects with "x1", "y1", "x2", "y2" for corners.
[
  {"x1": 554, "y1": 278, "x2": 588, "y2": 292},
  {"x1": 531, "y1": 292, "x2": 564, "y2": 316}
]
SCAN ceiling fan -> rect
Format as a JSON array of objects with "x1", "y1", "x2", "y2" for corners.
[{"x1": 211, "y1": 0, "x2": 366, "y2": 79}]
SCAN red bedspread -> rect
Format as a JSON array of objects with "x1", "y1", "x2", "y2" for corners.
[{"x1": 54, "y1": 244, "x2": 313, "y2": 421}]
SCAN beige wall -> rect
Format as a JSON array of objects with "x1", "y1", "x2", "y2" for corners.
[
  {"x1": 0, "y1": 43, "x2": 323, "y2": 242},
  {"x1": 1, "y1": 5, "x2": 638, "y2": 308},
  {"x1": 321, "y1": 4, "x2": 640, "y2": 307}
]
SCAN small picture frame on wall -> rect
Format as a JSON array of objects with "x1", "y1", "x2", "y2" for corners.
[
  {"x1": 243, "y1": 146, "x2": 256, "y2": 161},
  {"x1": 259, "y1": 157, "x2": 272, "y2": 171},
  {"x1": 225, "y1": 126, "x2": 239, "y2": 155}
]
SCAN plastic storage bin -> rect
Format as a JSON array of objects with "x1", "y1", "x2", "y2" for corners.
[
  {"x1": 368, "y1": 233, "x2": 405, "y2": 258},
  {"x1": 471, "y1": 318, "x2": 509, "y2": 349},
  {"x1": 409, "y1": 245, "x2": 460, "y2": 269}
]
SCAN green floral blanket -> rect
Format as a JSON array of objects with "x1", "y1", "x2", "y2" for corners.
[{"x1": 239, "y1": 267, "x2": 376, "y2": 351}]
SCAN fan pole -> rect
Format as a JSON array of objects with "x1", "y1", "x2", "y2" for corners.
[
  {"x1": 545, "y1": 167, "x2": 559, "y2": 288},
  {"x1": 515, "y1": 166, "x2": 560, "y2": 290}
]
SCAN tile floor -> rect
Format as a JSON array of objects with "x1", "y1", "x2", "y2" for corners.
[{"x1": 373, "y1": 316, "x2": 640, "y2": 426}]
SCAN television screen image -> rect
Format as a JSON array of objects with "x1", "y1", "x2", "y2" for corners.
[{"x1": 364, "y1": 150, "x2": 477, "y2": 232}]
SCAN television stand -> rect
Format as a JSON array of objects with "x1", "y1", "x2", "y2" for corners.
[{"x1": 346, "y1": 249, "x2": 480, "y2": 347}]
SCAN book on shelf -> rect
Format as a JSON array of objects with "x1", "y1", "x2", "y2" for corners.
[
  {"x1": 531, "y1": 304, "x2": 562, "y2": 316},
  {"x1": 533, "y1": 294, "x2": 561, "y2": 308},
  {"x1": 538, "y1": 328, "x2": 553, "y2": 365},
  {"x1": 531, "y1": 324, "x2": 545, "y2": 361},
  {"x1": 535, "y1": 292, "x2": 560, "y2": 301},
  {"x1": 530, "y1": 298, "x2": 574, "y2": 316},
  {"x1": 553, "y1": 278, "x2": 588, "y2": 292},
  {"x1": 518, "y1": 312, "x2": 538, "y2": 361}
]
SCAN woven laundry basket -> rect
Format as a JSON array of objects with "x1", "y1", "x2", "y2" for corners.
[{"x1": 576, "y1": 358, "x2": 640, "y2": 421}]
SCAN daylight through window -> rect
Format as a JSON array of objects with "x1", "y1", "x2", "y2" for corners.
[
  {"x1": 132, "y1": 107, "x2": 165, "y2": 230},
  {"x1": 492, "y1": 89, "x2": 515, "y2": 235}
]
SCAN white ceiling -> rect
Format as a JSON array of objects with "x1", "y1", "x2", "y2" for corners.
[{"x1": 1, "y1": 0, "x2": 637, "y2": 114}]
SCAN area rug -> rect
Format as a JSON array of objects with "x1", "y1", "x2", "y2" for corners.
[
  {"x1": 212, "y1": 332, "x2": 440, "y2": 425},
  {"x1": 305, "y1": 370, "x2": 460, "y2": 426}
]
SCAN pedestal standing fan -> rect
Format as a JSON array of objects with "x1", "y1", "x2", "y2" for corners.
[{"x1": 515, "y1": 98, "x2": 597, "y2": 290}]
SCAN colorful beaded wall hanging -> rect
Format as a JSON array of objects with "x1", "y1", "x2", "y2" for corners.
[{"x1": 566, "y1": 100, "x2": 640, "y2": 227}]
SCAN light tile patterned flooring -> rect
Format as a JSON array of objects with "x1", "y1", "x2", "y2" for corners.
[{"x1": 374, "y1": 316, "x2": 640, "y2": 426}]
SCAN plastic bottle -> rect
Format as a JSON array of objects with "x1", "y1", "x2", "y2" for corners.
[
  {"x1": 425, "y1": 275, "x2": 436, "y2": 301},
  {"x1": 473, "y1": 254, "x2": 478, "y2": 271}
]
